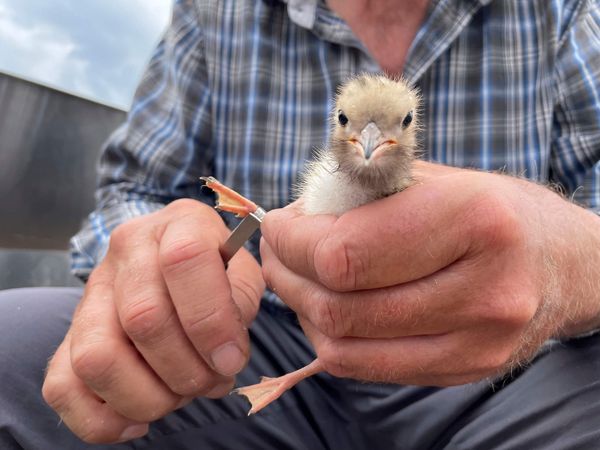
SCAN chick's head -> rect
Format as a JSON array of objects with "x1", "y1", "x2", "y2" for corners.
[{"x1": 330, "y1": 74, "x2": 420, "y2": 187}]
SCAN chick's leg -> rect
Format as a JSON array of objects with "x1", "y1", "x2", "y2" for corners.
[
  {"x1": 233, "y1": 359, "x2": 324, "y2": 415},
  {"x1": 201, "y1": 176, "x2": 321, "y2": 414}
]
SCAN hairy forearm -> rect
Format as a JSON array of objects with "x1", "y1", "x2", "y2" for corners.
[
  {"x1": 549, "y1": 198, "x2": 600, "y2": 337},
  {"x1": 517, "y1": 178, "x2": 600, "y2": 341},
  {"x1": 459, "y1": 174, "x2": 600, "y2": 373},
  {"x1": 415, "y1": 163, "x2": 600, "y2": 345}
]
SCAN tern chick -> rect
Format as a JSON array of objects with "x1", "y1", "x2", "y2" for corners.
[
  {"x1": 233, "y1": 75, "x2": 421, "y2": 415},
  {"x1": 297, "y1": 74, "x2": 420, "y2": 216}
]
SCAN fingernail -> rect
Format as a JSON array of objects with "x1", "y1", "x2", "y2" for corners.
[
  {"x1": 210, "y1": 343, "x2": 245, "y2": 376},
  {"x1": 118, "y1": 424, "x2": 148, "y2": 442}
]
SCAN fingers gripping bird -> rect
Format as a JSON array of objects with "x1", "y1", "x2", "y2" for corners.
[{"x1": 204, "y1": 74, "x2": 421, "y2": 414}]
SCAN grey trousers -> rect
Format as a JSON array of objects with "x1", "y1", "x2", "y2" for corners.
[{"x1": 1, "y1": 288, "x2": 599, "y2": 450}]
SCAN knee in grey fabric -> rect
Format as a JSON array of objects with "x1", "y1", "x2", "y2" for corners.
[
  {"x1": 0, "y1": 288, "x2": 84, "y2": 449},
  {"x1": 2, "y1": 288, "x2": 600, "y2": 449},
  {"x1": 439, "y1": 335, "x2": 600, "y2": 449}
]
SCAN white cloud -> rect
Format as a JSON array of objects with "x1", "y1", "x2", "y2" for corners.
[
  {"x1": 0, "y1": 0, "x2": 171, "y2": 109},
  {"x1": 130, "y1": 0, "x2": 172, "y2": 34},
  {"x1": 0, "y1": 2, "x2": 90, "y2": 90}
]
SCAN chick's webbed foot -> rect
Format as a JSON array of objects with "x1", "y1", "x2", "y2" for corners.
[
  {"x1": 233, "y1": 359, "x2": 324, "y2": 415},
  {"x1": 200, "y1": 176, "x2": 258, "y2": 217}
]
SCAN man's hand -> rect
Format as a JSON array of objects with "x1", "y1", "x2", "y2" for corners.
[
  {"x1": 42, "y1": 199, "x2": 265, "y2": 444},
  {"x1": 261, "y1": 162, "x2": 600, "y2": 386}
]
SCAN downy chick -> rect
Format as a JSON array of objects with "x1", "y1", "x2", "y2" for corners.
[
  {"x1": 233, "y1": 74, "x2": 421, "y2": 415},
  {"x1": 297, "y1": 74, "x2": 420, "y2": 215}
]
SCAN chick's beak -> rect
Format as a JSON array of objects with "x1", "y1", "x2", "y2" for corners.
[{"x1": 360, "y1": 122, "x2": 382, "y2": 159}]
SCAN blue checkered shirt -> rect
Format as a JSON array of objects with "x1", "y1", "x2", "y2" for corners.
[{"x1": 71, "y1": 0, "x2": 600, "y2": 281}]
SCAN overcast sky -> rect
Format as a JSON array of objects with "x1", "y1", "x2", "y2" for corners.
[{"x1": 0, "y1": 0, "x2": 171, "y2": 109}]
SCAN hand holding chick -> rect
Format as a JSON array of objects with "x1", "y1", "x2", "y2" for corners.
[
  {"x1": 254, "y1": 74, "x2": 600, "y2": 414},
  {"x1": 262, "y1": 162, "x2": 586, "y2": 388}
]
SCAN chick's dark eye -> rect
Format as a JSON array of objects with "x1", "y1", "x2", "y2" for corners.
[
  {"x1": 338, "y1": 112, "x2": 348, "y2": 126},
  {"x1": 402, "y1": 111, "x2": 413, "y2": 128}
]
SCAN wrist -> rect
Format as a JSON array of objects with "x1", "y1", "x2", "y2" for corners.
[{"x1": 515, "y1": 178, "x2": 600, "y2": 338}]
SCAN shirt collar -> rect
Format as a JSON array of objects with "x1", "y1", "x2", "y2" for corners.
[
  {"x1": 280, "y1": 0, "x2": 494, "y2": 82},
  {"x1": 280, "y1": 0, "x2": 366, "y2": 49},
  {"x1": 281, "y1": 0, "x2": 318, "y2": 29}
]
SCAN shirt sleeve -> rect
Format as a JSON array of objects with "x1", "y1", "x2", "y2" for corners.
[
  {"x1": 70, "y1": 0, "x2": 213, "y2": 280},
  {"x1": 550, "y1": 1, "x2": 600, "y2": 215}
]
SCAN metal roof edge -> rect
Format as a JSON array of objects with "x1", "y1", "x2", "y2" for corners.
[{"x1": 0, "y1": 68, "x2": 129, "y2": 112}]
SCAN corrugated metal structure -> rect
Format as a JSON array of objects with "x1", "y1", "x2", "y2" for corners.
[{"x1": 0, "y1": 72, "x2": 126, "y2": 288}]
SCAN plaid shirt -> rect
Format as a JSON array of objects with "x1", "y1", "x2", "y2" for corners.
[{"x1": 71, "y1": 0, "x2": 600, "y2": 280}]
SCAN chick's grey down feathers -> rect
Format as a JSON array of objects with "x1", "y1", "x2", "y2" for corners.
[{"x1": 296, "y1": 74, "x2": 421, "y2": 216}]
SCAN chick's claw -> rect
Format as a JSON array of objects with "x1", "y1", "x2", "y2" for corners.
[
  {"x1": 232, "y1": 359, "x2": 324, "y2": 415},
  {"x1": 232, "y1": 376, "x2": 291, "y2": 416},
  {"x1": 200, "y1": 176, "x2": 258, "y2": 217}
]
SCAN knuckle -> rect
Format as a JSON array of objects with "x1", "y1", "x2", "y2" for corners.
[
  {"x1": 108, "y1": 220, "x2": 140, "y2": 255},
  {"x1": 167, "y1": 198, "x2": 207, "y2": 214},
  {"x1": 499, "y1": 297, "x2": 536, "y2": 330},
  {"x1": 166, "y1": 199, "x2": 221, "y2": 224},
  {"x1": 159, "y1": 237, "x2": 210, "y2": 273},
  {"x1": 316, "y1": 341, "x2": 352, "y2": 378},
  {"x1": 42, "y1": 375, "x2": 69, "y2": 412},
  {"x1": 231, "y1": 269, "x2": 264, "y2": 305},
  {"x1": 230, "y1": 276, "x2": 264, "y2": 323},
  {"x1": 180, "y1": 306, "x2": 227, "y2": 342},
  {"x1": 260, "y1": 256, "x2": 275, "y2": 290},
  {"x1": 85, "y1": 268, "x2": 113, "y2": 293},
  {"x1": 312, "y1": 294, "x2": 346, "y2": 339},
  {"x1": 474, "y1": 347, "x2": 512, "y2": 376},
  {"x1": 120, "y1": 297, "x2": 172, "y2": 345},
  {"x1": 468, "y1": 191, "x2": 523, "y2": 250},
  {"x1": 313, "y1": 235, "x2": 363, "y2": 292},
  {"x1": 71, "y1": 340, "x2": 116, "y2": 386},
  {"x1": 260, "y1": 255, "x2": 278, "y2": 297},
  {"x1": 474, "y1": 289, "x2": 536, "y2": 332}
]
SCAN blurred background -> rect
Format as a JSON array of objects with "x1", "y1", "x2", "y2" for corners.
[{"x1": 0, "y1": 0, "x2": 171, "y2": 288}]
